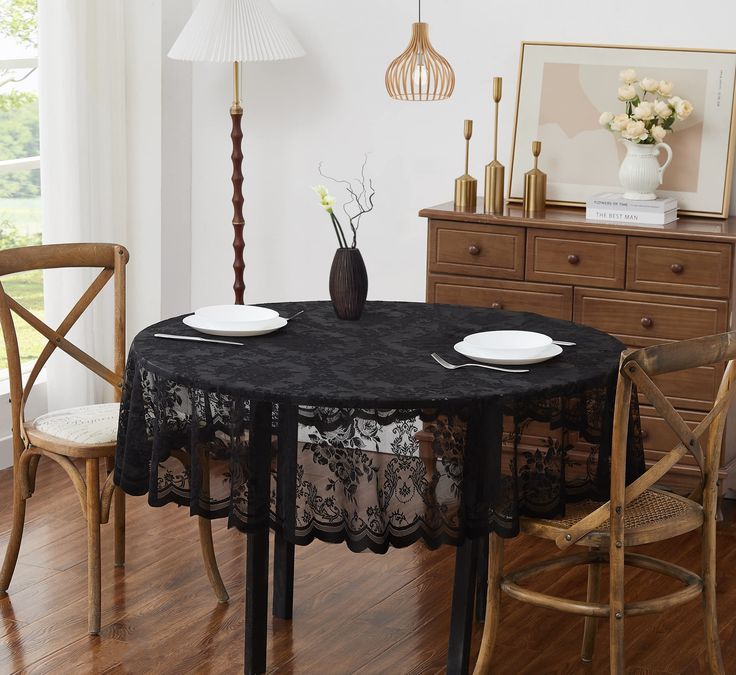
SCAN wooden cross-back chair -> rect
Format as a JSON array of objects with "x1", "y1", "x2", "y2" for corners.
[
  {"x1": 0, "y1": 243, "x2": 229, "y2": 636},
  {"x1": 0, "y1": 243, "x2": 128, "y2": 635},
  {"x1": 474, "y1": 332, "x2": 736, "y2": 674}
]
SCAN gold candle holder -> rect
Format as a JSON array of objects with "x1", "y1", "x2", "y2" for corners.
[
  {"x1": 484, "y1": 77, "x2": 505, "y2": 215},
  {"x1": 523, "y1": 140, "x2": 547, "y2": 217},
  {"x1": 454, "y1": 120, "x2": 478, "y2": 211}
]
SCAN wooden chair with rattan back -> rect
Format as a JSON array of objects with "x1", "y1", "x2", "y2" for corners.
[
  {"x1": 0, "y1": 243, "x2": 229, "y2": 635},
  {"x1": 473, "y1": 332, "x2": 735, "y2": 674}
]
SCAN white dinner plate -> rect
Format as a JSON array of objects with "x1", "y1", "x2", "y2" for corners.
[
  {"x1": 463, "y1": 330, "x2": 552, "y2": 358},
  {"x1": 183, "y1": 314, "x2": 287, "y2": 337},
  {"x1": 194, "y1": 304, "x2": 279, "y2": 324},
  {"x1": 454, "y1": 341, "x2": 563, "y2": 365}
]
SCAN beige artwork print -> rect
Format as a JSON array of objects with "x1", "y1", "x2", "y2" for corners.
[{"x1": 538, "y1": 63, "x2": 706, "y2": 192}]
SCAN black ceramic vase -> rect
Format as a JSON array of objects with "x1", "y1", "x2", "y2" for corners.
[{"x1": 329, "y1": 248, "x2": 368, "y2": 320}]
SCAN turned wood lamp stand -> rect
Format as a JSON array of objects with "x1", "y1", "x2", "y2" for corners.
[{"x1": 231, "y1": 62, "x2": 246, "y2": 304}]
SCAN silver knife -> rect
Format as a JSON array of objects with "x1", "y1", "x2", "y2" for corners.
[{"x1": 155, "y1": 333, "x2": 244, "y2": 346}]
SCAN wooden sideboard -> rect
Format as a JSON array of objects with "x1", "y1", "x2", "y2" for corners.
[{"x1": 420, "y1": 201, "x2": 736, "y2": 497}]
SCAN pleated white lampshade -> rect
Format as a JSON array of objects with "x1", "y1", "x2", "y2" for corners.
[{"x1": 168, "y1": 0, "x2": 305, "y2": 63}]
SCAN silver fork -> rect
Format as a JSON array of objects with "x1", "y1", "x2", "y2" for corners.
[{"x1": 431, "y1": 353, "x2": 530, "y2": 374}]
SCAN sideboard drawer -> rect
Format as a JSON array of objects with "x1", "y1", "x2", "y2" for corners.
[
  {"x1": 650, "y1": 365, "x2": 723, "y2": 411},
  {"x1": 573, "y1": 288, "x2": 728, "y2": 343},
  {"x1": 639, "y1": 405, "x2": 704, "y2": 458},
  {"x1": 429, "y1": 220, "x2": 525, "y2": 280},
  {"x1": 526, "y1": 229, "x2": 626, "y2": 288},
  {"x1": 428, "y1": 274, "x2": 572, "y2": 320},
  {"x1": 627, "y1": 237, "x2": 732, "y2": 298}
]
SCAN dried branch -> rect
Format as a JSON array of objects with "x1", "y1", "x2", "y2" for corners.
[{"x1": 318, "y1": 156, "x2": 376, "y2": 248}]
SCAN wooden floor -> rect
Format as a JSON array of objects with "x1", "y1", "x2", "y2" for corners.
[{"x1": 0, "y1": 460, "x2": 734, "y2": 674}]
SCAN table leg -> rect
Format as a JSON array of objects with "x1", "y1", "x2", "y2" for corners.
[
  {"x1": 475, "y1": 535, "x2": 489, "y2": 623},
  {"x1": 447, "y1": 403, "x2": 503, "y2": 674},
  {"x1": 447, "y1": 537, "x2": 479, "y2": 675},
  {"x1": 245, "y1": 401, "x2": 273, "y2": 675},
  {"x1": 273, "y1": 404, "x2": 298, "y2": 620}
]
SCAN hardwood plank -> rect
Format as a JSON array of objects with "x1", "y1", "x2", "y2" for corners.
[{"x1": 0, "y1": 460, "x2": 733, "y2": 674}]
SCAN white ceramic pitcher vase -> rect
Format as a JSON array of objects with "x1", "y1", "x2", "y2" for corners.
[{"x1": 618, "y1": 139, "x2": 673, "y2": 200}]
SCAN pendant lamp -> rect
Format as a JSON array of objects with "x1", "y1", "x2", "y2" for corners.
[{"x1": 385, "y1": 0, "x2": 455, "y2": 101}]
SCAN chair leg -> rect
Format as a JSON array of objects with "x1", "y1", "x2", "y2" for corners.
[
  {"x1": 581, "y1": 552, "x2": 601, "y2": 663},
  {"x1": 0, "y1": 451, "x2": 35, "y2": 592},
  {"x1": 198, "y1": 516, "x2": 229, "y2": 603},
  {"x1": 113, "y1": 488, "x2": 125, "y2": 567},
  {"x1": 0, "y1": 477, "x2": 28, "y2": 592},
  {"x1": 609, "y1": 542, "x2": 625, "y2": 675},
  {"x1": 106, "y1": 457, "x2": 125, "y2": 568},
  {"x1": 196, "y1": 448, "x2": 229, "y2": 603},
  {"x1": 473, "y1": 533, "x2": 504, "y2": 675},
  {"x1": 86, "y1": 458, "x2": 102, "y2": 635},
  {"x1": 703, "y1": 478, "x2": 725, "y2": 674}
]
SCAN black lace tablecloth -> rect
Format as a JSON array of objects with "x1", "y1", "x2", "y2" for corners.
[{"x1": 114, "y1": 301, "x2": 643, "y2": 552}]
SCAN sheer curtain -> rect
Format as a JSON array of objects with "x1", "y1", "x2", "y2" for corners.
[{"x1": 38, "y1": 0, "x2": 127, "y2": 410}]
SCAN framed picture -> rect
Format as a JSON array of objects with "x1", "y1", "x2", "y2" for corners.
[{"x1": 509, "y1": 42, "x2": 736, "y2": 218}]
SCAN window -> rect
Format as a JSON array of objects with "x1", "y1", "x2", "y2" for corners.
[{"x1": 0, "y1": 0, "x2": 41, "y2": 377}]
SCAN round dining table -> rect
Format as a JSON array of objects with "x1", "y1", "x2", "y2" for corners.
[{"x1": 114, "y1": 301, "x2": 643, "y2": 675}]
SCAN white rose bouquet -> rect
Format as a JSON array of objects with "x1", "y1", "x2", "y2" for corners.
[{"x1": 599, "y1": 69, "x2": 693, "y2": 145}]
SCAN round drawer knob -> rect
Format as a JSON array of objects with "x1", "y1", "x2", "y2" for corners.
[
  {"x1": 567, "y1": 254, "x2": 580, "y2": 265},
  {"x1": 671, "y1": 263, "x2": 684, "y2": 275},
  {"x1": 641, "y1": 316, "x2": 654, "y2": 329},
  {"x1": 641, "y1": 429, "x2": 650, "y2": 441},
  {"x1": 491, "y1": 302, "x2": 504, "y2": 310},
  {"x1": 468, "y1": 244, "x2": 481, "y2": 256}
]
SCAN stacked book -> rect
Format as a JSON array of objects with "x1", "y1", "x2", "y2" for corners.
[{"x1": 586, "y1": 192, "x2": 678, "y2": 226}]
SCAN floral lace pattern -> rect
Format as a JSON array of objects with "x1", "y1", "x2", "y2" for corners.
[{"x1": 114, "y1": 303, "x2": 644, "y2": 552}]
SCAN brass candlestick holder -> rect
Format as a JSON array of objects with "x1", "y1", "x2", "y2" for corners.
[
  {"x1": 454, "y1": 120, "x2": 478, "y2": 211},
  {"x1": 523, "y1": 140, "x2": 547, "y2": 216},
  {"x1": 484, "y1": 77, "x2": 505, "y2": 215}
]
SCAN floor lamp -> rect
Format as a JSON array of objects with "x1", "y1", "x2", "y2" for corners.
[{"x1": 169, "y1": 0, "x2": 305, "y2": 305}]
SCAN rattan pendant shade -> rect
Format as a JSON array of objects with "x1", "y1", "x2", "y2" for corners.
[{"x1": 385, "y1": 5, "x2": 455, "y2": 102}]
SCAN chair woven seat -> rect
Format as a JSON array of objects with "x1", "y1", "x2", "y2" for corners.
[
  {"x1": 28, "y1": 403, "x2": 120, "y2": 446},
  {"x1": 521, "y1": 488, "x2": 704, "y2": 547}
]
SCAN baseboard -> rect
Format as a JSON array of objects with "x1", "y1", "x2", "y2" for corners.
[{"x1": 0, "y1": 435, "x2": 12, "y2": 470}]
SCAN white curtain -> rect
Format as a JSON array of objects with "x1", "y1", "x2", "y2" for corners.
[{"x1": 38, "y1": 0, "x2": 127, "y2": 410}]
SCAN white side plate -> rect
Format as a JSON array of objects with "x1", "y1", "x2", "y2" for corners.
[
  {"x1": 454, "y1": 341, "x2": 563, "y2": 365},
  {"x1": 183, "y1": 314, "x2": 287, "y2": 337}
]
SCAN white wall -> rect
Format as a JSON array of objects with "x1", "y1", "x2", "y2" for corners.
[
  {"x1": 188, "y1": 0, "x2": 736, "y2": 309},
  {"x1": 125, "y1": 0, "x2": 193, "y2": 336}
]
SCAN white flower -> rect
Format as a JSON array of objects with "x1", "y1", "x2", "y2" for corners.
[
  {"x1": 312, "y1": 185, "x2": 337, "y2": 212},
  {"x1": 320, "y1": 197, "x2": 336, "y2": 212},
  {"x1": 617, "y1": 85, "x2": 638, "y2": 102},
  {"x1": 672, "y1": 97, "x2": 693, "y2": 120},
  {"x1": 657, "y1": 80, "x2": 674, "y2": 97},
  {"x1": 633, "y1": 101, "x2": 655, "y2": 121},
  {"x1": 619, "y1": 68, "x2": 637, "y2": 84},
  {"x1": 651, "y1": 125, "x2": 667, "y2": 143},
  {"x1": 653, "y1": 99, "x2": 673, "y2": 119},
  {"x1": 610, "y1": 114, "x2": 630, "y2": 132},
  {"x1": 623, "y1": 119, "x2": 648, "y2": 142},
  {"x1": 640, "y1": 77, "x2": 659, "y2": 93},
  {"x1": 599, "y1": 111, "x2": 614, "y2": 126}
]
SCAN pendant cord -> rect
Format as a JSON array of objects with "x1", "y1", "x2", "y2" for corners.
[{"x1": 418, "y1": 0, "x2": 421, "y2": 22}]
